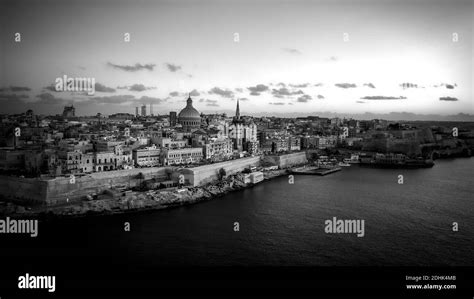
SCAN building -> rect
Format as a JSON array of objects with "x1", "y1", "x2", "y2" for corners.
[
  {"x1": 162, "y1": 147, "x2": 203, "y2": 165},
  {"x1": 62, "y1": 105, "x2": 75, "y2": 118},
  {"x1": 132, "y1": 145, "x2": 161, "y2": 167},
  {"x1": 135, "y1": 107, "x2": 139, "y2": 117},
  {"x1": 228, "y1": 99, "x2": 258, "y2": 151},
  {"x1": 141, "y1": 105, "x2": 147, "y2": 117},
  {"x1": 203, "y1": 138, "x2": 234, "y2": 161},
  {"x1": 169, "y1": 111, "x2": 177, "y2": 127},
  {"x1": 178, "y1": 95, "x2": 201, "y2": 132}
]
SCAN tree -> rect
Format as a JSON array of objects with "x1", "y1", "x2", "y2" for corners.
[{"x1": 218, "y1": 168, "x2": 227, "y2": 180}]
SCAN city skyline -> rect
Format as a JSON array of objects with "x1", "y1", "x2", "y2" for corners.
[{"x1": 1, "y1": 0, "x2": 473, "y2": 118}]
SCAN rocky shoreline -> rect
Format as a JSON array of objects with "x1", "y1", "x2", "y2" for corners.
[{"x1": 0, "y1": 169, "x2": 289, "y2": 220}]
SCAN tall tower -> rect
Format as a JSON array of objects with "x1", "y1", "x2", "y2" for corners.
[
  {"x1": 135, "y1": 107, "x2": 139, "y2": 117},
  {"x1": 150, "y1": 103, "x2": 153, "y2": 116},
  {"x1": 236, "y1": 99, "x2": 240, "y2": 120},
  {"x1": 141, "y1": 104, "x2": 146, "y2": 116}
]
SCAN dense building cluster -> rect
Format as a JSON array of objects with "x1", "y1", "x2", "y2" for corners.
[{"x1": 0, "y1": 94, "x2": 473, "y2": 178}]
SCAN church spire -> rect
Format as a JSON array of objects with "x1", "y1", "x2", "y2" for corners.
[{"x1": 236, "y1": 99, "x2": 240, "y2": 120}]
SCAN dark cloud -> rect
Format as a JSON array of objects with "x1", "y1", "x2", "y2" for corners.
[
  {"x1": 95, "y1": 83, "x2": 116, "y2": 93},
  {"x1": 400, "y1": 82, "x2": 419, "y2": 89},
  {"x1": 289, "y1": 83, "x2": 309, "y2": 88},
  {"x1": 439, "y1": 97, "x2": 458, "y2": 101},
  {"x1": 335, "y1": 83, "x2": 357, "y2": 89},
  {"x1": 296, "y1": 95, "x2": 312, "y2": 102},
  {"x1": 272, "y1": 87, "x2": 304, "y2": 98},
  {"x1": 107, "y1": 62, "x2": 156, "y2": 72},
  {"x1": 129, "y1": 84, "x2": 147, "y2": 92},
  {"x1": 165, "y1": 63, "x2": 182, "y2": 72},
  {"x1": 317, "y1": 95, "x2": 325, "y2": 99},
  {"x1": 269, "y1": 102, "x2": 285, "y2": 105},
  {"x1": 363, "y1": 83, "x2": 375, "y2": 88},
  {"x1": 169, "y1": 91, "x2": 181, "y2": 97},
  {"x1": 282, "y1": 48, "x2": 301, "y2": 55},
  {"x1": 238, "y1": 97, "x2": 249, "y2": 101},
  {"x1": 0, "y1": 86, "x2": 31, "y2": 92},
  {"x1": 360, "y1": 96, "x2": 407, "y2": 100},
  {"x1": 209, "y1": 87, "x2": 234, "y2": 98},
  {"x1": 247, "y1": 84, "x2": 269, "y2": 96}
]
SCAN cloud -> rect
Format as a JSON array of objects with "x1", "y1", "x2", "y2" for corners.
[
  {"x1": 277, "y1": 82, "x2": 286, "y2": 87},
  {"x1": 95, "y1": 83, "x2": 116, "y2": 93},
  {"x1": 209, "y1": 87, "x2": 234, "y2": 98},
  {"x1": 363, "y1": 83, "x2": 375, "y2": 88},
  {"x1": 189, "y1": 89, "x2": 200, "y2": 96},
  {"x1": 129, "y1": 84, "x2": 147, "y2": 92},
  {"x1": 282, "y1": 48, "x2": 301, "y2": 55},
  {"x1": 169, "y1": 91, "x2": 181, "y2": 97},
  {"x1": 138, "y1": 96, "x2": 166, "y2": 104},
  {"x1": 89, "y1": 95, "x2": 136, "y2": 104},
  {"x1": 314, "y1": 83, "x2": 323, "y2": 87},
  {"x1": 238, "y1": 97, "x2": 249, "y2": 101},
  {"x1": 335, "y1": 83, "x2": 357, "y2": 89},
  {"x1": 439, "y1": 97, "x2": 458, "y2": 101},
  {"x1": 0, "y1": 86, "x2": 31, "y2": 92},
  {"x1": 317, "y1": 95, "x2": 325, "y2": 99},
  {"x1": 235, "y1": 88, "x2": 244, "y2": 92},
  {"x1": 400, "y1": 82, "x2": 419, "y2": 89},
  {"x1": 356, "y1": 101, "x2": 366, "y2": 104},
  {"x1": 271, "y1": 87, "x2": 304, "y2": 98},
  {"x1": 328, "y1": 56, "x2": 338, "y2": 61},
  {"x1": 35, "y1": 93, "x2": 64, "y2": 105},
  {"x1": 107, "y1": 62, "x2": 156, "y2": 72},
  {"x1": 206, "y1": 102, "x2": 219, "y2": 107},
  {"x1": 289, "y1": 83, "x2": 309, "y2": 88},
  {"x1": 248, "y1": 84, "x2": 269, "y2": 96},
  {"x1": 269, "y1": 102, "x2": 285, "y2": 105},
  {"x1": 296, "y1": 95, "x2": 312, "y2": 102},
  {"x1": 165, "y1": 63, "x2": 182, "y2": 72},
  {"x1": 360, "y1": 96, "x2": 407, "y2": 100},
  {"x1": 0, "y1": 94, "x2": 29, "y2": 100}
]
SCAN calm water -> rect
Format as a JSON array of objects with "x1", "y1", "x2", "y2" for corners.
[{"x1": 4, "y1": 158, "x2": 474, "y2": 268}]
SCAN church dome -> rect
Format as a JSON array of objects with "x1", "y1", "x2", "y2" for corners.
[
  {"x1": 178, "y1": 96, "x2": 200, "y2": 120},
  {"x1": 178, "y1": 95, "x2": 201, "y2": 131}
]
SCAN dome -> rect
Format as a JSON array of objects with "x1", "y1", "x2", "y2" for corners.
[
  {"x1": 178, "y1": 96, "x2": 200, "y2": 119},
  {"x1": 178, "y1": 95, "x2": 201, "y2": 131}
]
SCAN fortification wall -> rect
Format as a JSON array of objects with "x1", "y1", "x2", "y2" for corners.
[
  {"x1": 0, "y1": 175, "x2": 48, "y2": 204},
  {"x1": 263, "y1": 152, "x2": 307, "y2": 169},
  {"x1": 181, "y1": 157, "x2": 261, "y2": 186}
]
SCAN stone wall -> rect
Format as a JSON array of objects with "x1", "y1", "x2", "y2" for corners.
[
  {"x1": 179, "y1": 156, "x2": 261, "y2": 186},
  {"x1": 0, "y1": 175, "x2": 48, "y2": 204},
  {"x1": 0, "y1": 167, "x2": 168, "y2": 205},
  {"x1": 262, "y1": 152, "x2": 308, "y2": 169},
  {"x1": 45, "y1": 167, "x2": 168, "y2": 205}
]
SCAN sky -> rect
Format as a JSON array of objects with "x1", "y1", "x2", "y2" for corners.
[{"x1": 0, "y1": 0, "x2": 473, "y2": 119}]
